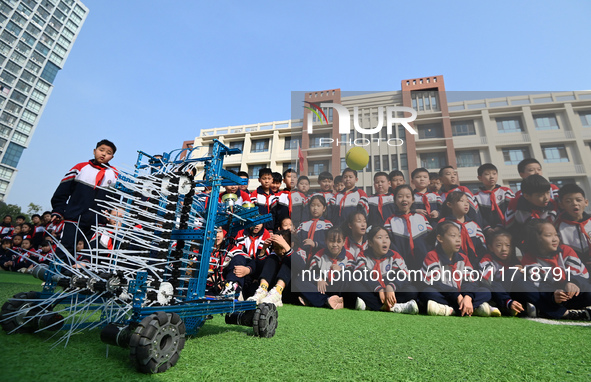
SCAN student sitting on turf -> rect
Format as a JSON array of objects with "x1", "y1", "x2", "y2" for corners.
[
  {"x1": 516, "y1": 158, "x2": 559, "y2": 202},
  {"x1": 411, "y1": 167, "x2": 442, "y2": 224},
  {"x1": 520, "y1": 220, "x2": 591, "y2": 320},
  {"x1": 291, "y1": 176, "x2": 311, "y2": 225},
  {"x1": 439, "y1": 166, "x2": 484, "y2": 227},
  {"x1": 388, "y1": 170, "x2": 405, "y2": 194},
  {"x1": 353, "y1": 226, "x2": 419, "y2": 314},
  {"x1": 296, "y1": 195, "x2": 333, "y2": 257},
  {"x1": 474, "y1": 163, "x2": 514, "y2": 232},
  {"x1": 505, "y1": 174, "x2": 558, "y2": 245},
  {"x1": 330, "y1": 168, "x2": 369, "y2": 224},
  {"x1": 20, "y1": 223, "x2": 33, "y2": 242},
  {"x1": 299, "y1": 227, "x2": 355, "y2": 310},
  {"x1": 12, "y1": 237, "x2": 35, "y2": 273},
  {"x1": 0, "y1": 238, "x2": 13, "y2": 271},
  {"x1": 421, "y1": 222, "x2": 493, "y2": 317},
  {"x1": 479, "y1": 229, "x2": 525, "y2": 317},
  {"x1": 247, "y1": 230, "x2": 293, "y2": 307},
  {"x1": 4, "y1": 224, "x2": 20, "y2": 241},
  {"x1": 333, "y1": 175, "x2": 345, "y2": 193},
  {"x1": 555, "y1": 184, "x2": 591, "y2": 270},
  {"x1": 342, "y1": 211, "x2": 368, "y2": 260},
  {"x1": 428, "y1": 172, "x2": 441, "y2": 194},
  {"x1": 223, "y1": 223, "x2": 271, "y2": 296},
  {"x1": 439, "y1": 191, "x2": 487, "y2": 266},
  {"x1": 384, "y1": 185, "x2": 432, "y2": 271},
  {"x1": 368, "y1": 172, "x2": 395, "y2": 229},
  {"x1": 36, "y1": 240, "x2": 55, "y2": 266},
  {"x1": 11, "y1": 234, "x2": 23, "y2": 251}
]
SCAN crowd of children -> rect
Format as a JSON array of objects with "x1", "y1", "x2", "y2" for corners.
[
  {"x1": 3, "y1": 138, "x2": 591, "y2": 322},
  {"x1": 209, "y1": 157, "x2": 591, "y2": 322}
]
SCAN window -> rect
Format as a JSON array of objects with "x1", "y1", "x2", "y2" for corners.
[
  {"x1": 341, "y1": 158, "x2": 347, "y2": 172},
  {"x1": 452, "y1": 120, "x2": 476, "y2": 136},
  {"x1": 456, "y1": 150, "x2": 481, "y2": 168},
  {"x1": 41, "y1": 0, "x2": 55, "y2": 10},
  {"x1": 249, "y1": 164, "x2": 267, "y2": 179},
  {"x1": 308, "y1": 160, "x2": 329, "y2": 176},
  {"x1": 17, "y1": 3, "x2": 32, "y2": 17},
  {"x1": 26, "y1": 99, "x2": 41, "y2": 113},
  {"x1": 5, "y1": 101, "x2": 21, "y2": 114},
  {"x1": 282, "y1": 163, "x2": 294, "y2": 174},
  {"x1": 32, "y1": 51, "x2": 46, "y2": 65},
  {"x1": 411, "y1": 90, "x2": 440, "y2": 112},
  {"x1": 16, "y1": 42, "x2": 31, "y2": 56},
  {"x1": 420, "y1": 152, "x2": 447, "y2": 169},
  {"x1": 225, "y1": 166, "x2": 241, "y2": 174},
  {"x1": 35, "y1": 80, "x2": 50, "y2": 93},
  {"x1": 21, "y1": 109, "x2": 36, "y2": 124},
  {"x1": 284, "y1": 136, "x2": 301, "y2": 150},
  {"x1": 374, "y1": 156, "x2": 381, "y2": 171},
  {"x1": 26, "y1": 24, "x2": 40, "y2": 37},
  {"x1": 0, "y1": 41, "x2": 10, "y2": 55},
  {"x1": 54, "y1": 44, "x2": 66, "y2": 57},
  {"x1": 310, "y1": 133, "x2": 331, "y2": 148},
  {"x1": 62, "y1": 27, "x2": 74, "y2": 40},
  {"x1": 5, "y1": 60, "x2": 21, "y2": 75},
  {"x1": 66, "y1": 19, "x2": 78, "y2": 32},
  {"x1": 550, "y1": 178, "x2": 575, "y2": 188},
  {"x1": 74, "y1": 5, "x2": 87, "y2": 17},
  {"x1": 542, "y1": 145, "x2": 569, "y2": 163},
  {"x1": 0, "y1": 166, "x2": 14, "y2": 181},
  {"x1": 21, "y1": 32, "x2": 36, "y2": 47},
  {"x1": 418, "y1": 123, "x2": 443, "y2": 139},
  {"x1": 21, "y1": 70, "x2": 35, "y2": 83},
  {"x1": 71, "y1": 12, "x2": 83, "y2": 25},
  {"x1": 502, "y1": 147, "x2": 530, "y2": 165},
  {"x1": 366, "y1": 186, "x2": 373, "y2": 195},
  {"x1": 11, "y1": 131, "x2": 27, "y2": 145},
  {"x1": 365, "y1": 157, "x2": 372, "y2": 172},
  {"x1": 10, "y1": 13, "x2": 26, "y2": 27},
  {"x1": 30, "y1": 90, "x2": 45, "y2": 103},
  {"x1": 0, "y1": 71, "x2": 16, "y2": 85},
  {"x1": 496, "y1": 117, "x2": 523, "y2": 133},
  {"x1": 382, "y1": 154, "x2": 390, "y2": 171},
  {"x1": 9, "y1": 90, "x2": 26, "y2": 104},
  {"x1": 16, "y1": 121, "x2": 32, "y2": 135},
  {"x1": 398, "y1": 125, "x2": 406, "y2": 139},
  {"x1": 400, "y1": 154, "x2": 408, "y2": 170},
  {"x1": 6, "y1": 21, "x2": 22, "y2": 36},
  {"x1": 534, "y1": 114, "x2": 559, "y2": 130},
  {"x1": 10, "y1": 51, "x2": 25, "y2": 65},
  {"x1": 580, "y1": 111, "x2": 591, "y2": 127},
  {"x1": 391, "y1": 155, "x2": 398, "y2": 170},
  {"x1": 251, "y1": 139, "x2": 269, "y2": 153},
  {"x1": 26, "y1": 60, "x2": 40, "y2": 74},
  {"x1": 509, "y1": 181, "x2": 521, "y2": 194},
  {"x1": 1, "y1": 142, "x2": 24, "y2": 167},
  {"x1": 35, "y1": 42, "x2": 50, "y2": 57},
  {"x1": 229, "y1": 141, "x2": 243, "y2": 151},
  {"x1": 58, "y1": 35, "x2": 71, "y2": 48},
  {"x1": 40, "y1": 33, "x2": 54, "y2": 47}
]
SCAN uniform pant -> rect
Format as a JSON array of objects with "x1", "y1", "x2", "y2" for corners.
[{"x1": 420, "y1": 286, "x2": 491, "y2": 312}]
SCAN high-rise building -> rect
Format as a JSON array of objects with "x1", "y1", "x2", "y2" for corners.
[
  {"x1": 0, "y1": 0, "x2": 87, "y2": 200},
  {"x1": 188, "y1": 76, "x2": 591, "y2": 198}
]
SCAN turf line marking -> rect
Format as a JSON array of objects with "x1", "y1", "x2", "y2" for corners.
[{"x1": 525, "y1": 318, "x2": 591, "y2": 327}]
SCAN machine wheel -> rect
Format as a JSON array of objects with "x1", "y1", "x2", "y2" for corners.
[
  {"x1": 129, "y1": 312, "x2": 186, "y2": 374},
  {"x1": 0, "y1": 291, "x2": 41, "y2": 334},
  {"x1": 253, "y1": 303, "x2": 278, "y2": 338}
]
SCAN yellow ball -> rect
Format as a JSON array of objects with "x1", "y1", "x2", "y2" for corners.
[{"x1": 345, "y1": 147, "x2": 369, "y2": 171}]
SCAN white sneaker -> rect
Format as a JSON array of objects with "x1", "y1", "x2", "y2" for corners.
[
  {"x1": 261, "y1": 288, "x2": 283, "y2": 307},
  {"x1": 221, "y1": 281, "x2": 238, "y2": 296},
  {"x1": 427, "y1": 300, "x2": 454, "y2": 316},
  {"x1": 473, "y1": 302, "x2": 492, "y2": 317},
  {"x1": 391, "y1": 300, "x2": 419, "y2": 315},
  {"x1": 355, "y1": 297, "x2": 366, "y2": 311},
  {"x1": 490, "y1": 306, "x2": 501, "y2": 317},
  {"x1": 526, "y1": 303, "x2": 537, "y2": 318},
  {"x1": 247, "y1": 287, "x2": 268, "y2": 304}
]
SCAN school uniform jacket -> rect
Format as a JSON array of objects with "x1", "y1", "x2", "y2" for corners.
[
  {"x1": 296, "y1": 219, "x2": 333, "y2": 255},
  {"x1": 344, "y1": 236, "x2": 367, "y2": 260},
  {"x1": 438, "y1": 216, "x2": 487, "y2": 263},
  {"x1": 521, "y1": 244, "x2": 589, "y2": 289},
  {"x1": 330, "y1": 187, "x2": 369, "y2": 224},
  {"x1": 555, "y1": 212, "x2": 591, "y2": 265},
  {"x1": 412, "y1": 191, "x2": 442, "y2": 216},
  {"x1": 384, "y1": 211, "x2": 432, "y2": 270},
  {"x1": 368, "y1": 194, "x2": 396, "y2": 229},
  {"x1": 291, "y1": 190, "x2": 309, "y2": 225},
  {"x1": 309, "y1": 191, "x2": 336, "y2": 209},
  {"x1": 440, "y1": 185, "x2": 484, "y2": 227},
  {"x1": 250, "y1": 187, "x2": 277, "y2": 231},
  {"x1": 0, "y1": 224, "x2": 13, "y2": 237},
  {"x1": 475, "y1": 185, "x2": 514, "y2": 229},
  {"x1": 479, "y1": 253, "x2": 521, "y2": 309},
  {"x1": 229, "y1": 228, "x2": 272, "y2": 274},
  {"x1": 514, "y1": 183, "x2": 560, "y2": 203},
  {"x1": 309, "y1": 247, "x2": 355, "y2": 282},
  {"x1": 51, "y1": 160, "x2": 118, "y2": 227},
  {"x1": 421, "y1": 246, "x2": 478, "y2": 298},
  {"x1": 355, "y1": 248, "x2": 410, "y2": 292},
  {"x1": 273, "y1": 188, "x2": 292, "y2": 230},
  {"x1": 504, "y1": 196, "x2": 558, "y2": 242}
]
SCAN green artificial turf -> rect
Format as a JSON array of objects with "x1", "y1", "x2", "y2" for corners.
[{"x1": 0, "y1": 271, "x2": 590, "y2": 381}]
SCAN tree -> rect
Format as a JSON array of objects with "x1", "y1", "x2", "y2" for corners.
[
  {"x1": 0, "y1": 202, "x2": 28, "y2": 221},
  {"x1": 27, "y1": 202, "x2": 43, "y2": 216}
]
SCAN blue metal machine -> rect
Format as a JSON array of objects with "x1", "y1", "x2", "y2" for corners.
[{"x1": 0, "y1": 140, "x2": 278, "y2": 373}]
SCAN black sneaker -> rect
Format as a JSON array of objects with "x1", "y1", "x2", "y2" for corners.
[{"x1": 563, "y1": 309, "x2": 591, "y2": 321}]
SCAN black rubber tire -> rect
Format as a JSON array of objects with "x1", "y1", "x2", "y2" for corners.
[
  {"x1": 0, "y1": 291, "x2": 41, "y2": 334},
  {"x1": 252, "y1": 303, "x2": 278, "y2": 338},
  {"x1": 129, "y1": 312, "x2": 186, "y2": 374}
]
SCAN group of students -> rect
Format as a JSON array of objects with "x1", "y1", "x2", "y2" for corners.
[
  {"x1": 211, "y1": 157, "x2": 591, "y2": 321},
  {"x1": 0, "y1": 211, "x2": 68, "y2": 273}
]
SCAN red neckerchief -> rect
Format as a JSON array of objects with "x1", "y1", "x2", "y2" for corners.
[
  {"x1": 345, "y1": 236, "x2": 365, "y2": 253},
  {"x1": 339, "y1": 188, "x2": 356, "y2": 215},
  {"x1": 415, "y1": 191, "x2": 431, "y2": 214},
  {"x1": 455, "y1": 219, "x2": 477, "y2": 258},
  {"x1": 377, "y1": 194, "x2": 385, "y2": 221},
  {"x1": 480, "y1": 187, "x2": 505, "y2": 224},
  {"x1": 90, "y1": 160, "x2": 108, "y2": 189},
  {"x1": 307, "y1": 219, "x2": 319, "y2": 240},
  {"x1": 400, "y1": 213, "x2": 415, "y2": 256},
  {"x1": 371, "y1": 253, "x2": 389, "y2": 289}
]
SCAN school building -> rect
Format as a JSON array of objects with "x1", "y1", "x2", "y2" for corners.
[{"x1": 186, "y1": 75, "x2": 591, "y2": 197}]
